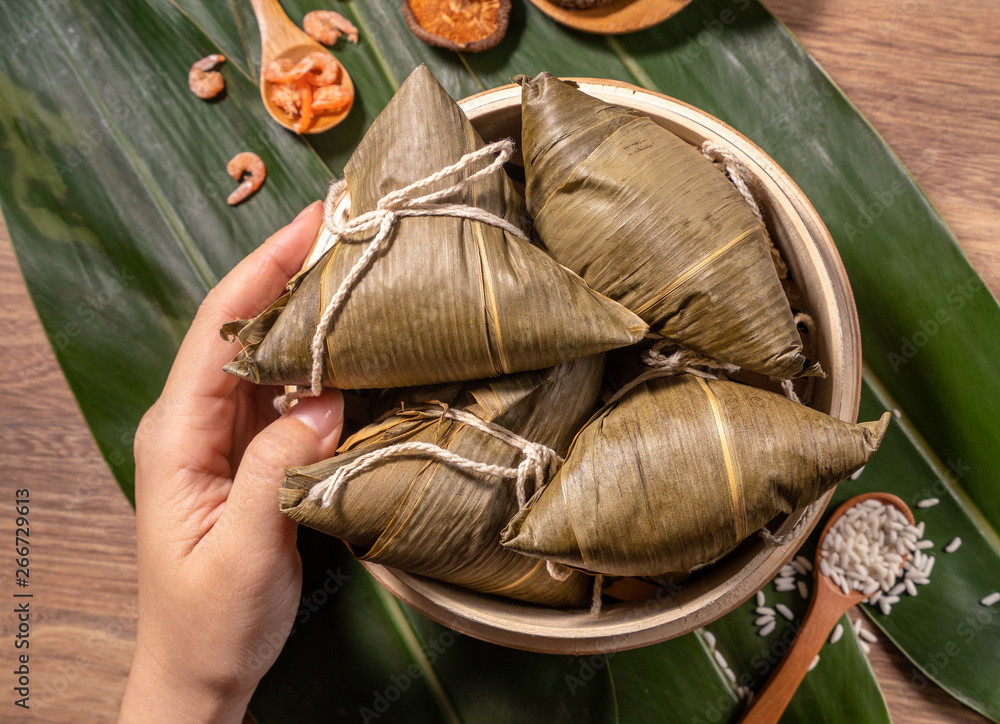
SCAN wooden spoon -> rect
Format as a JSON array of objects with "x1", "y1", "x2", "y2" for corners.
[
  {"x1": 739, "y1": 492, "x2": 915, "y2": 724},
  {"x1": 248, "y1": 0, "x2": 353, "y2": 134}
]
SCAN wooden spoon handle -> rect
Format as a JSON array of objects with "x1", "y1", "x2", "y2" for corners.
[
  {"x1": 738, "y1": 594, "x2": 847, "y2": 724},
  {"x1": 248, "y1": 0, "x2": 302, "y2": 63}
]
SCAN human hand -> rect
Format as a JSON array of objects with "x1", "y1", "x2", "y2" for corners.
[{"x1": 118, "y1": 202, "x2": 344, "y2": 724}]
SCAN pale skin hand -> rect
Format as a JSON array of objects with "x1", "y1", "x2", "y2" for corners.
[{"x1": 119, "y1": 202, "x2": 344, "y2": 724}]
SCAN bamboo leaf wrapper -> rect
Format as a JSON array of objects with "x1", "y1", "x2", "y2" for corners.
[
  {"x1": 279, "y1": 355, "x2": 606, "y2": 607},
  {"x1": 223, "y1": 66, "x2": 646, "y2": 390},
  {"x1": 502, "y1": 375, "x2": 890, "y2": 576},
  {"x1": 520, "y1": 72, "x2": 818, "y2": 380}
]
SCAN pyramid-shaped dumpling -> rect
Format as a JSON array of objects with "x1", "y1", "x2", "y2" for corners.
[
  {"x1": 223, "y1": 65, "x2": 646, "y2": 390},
  {"x1": 520, "y1": 72, "x2": 819, "y2": 380}
]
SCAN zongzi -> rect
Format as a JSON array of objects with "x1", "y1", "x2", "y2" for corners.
[
  {"x1": 222, "y1": 65, "x2": 646, "y2": 391},
  {"x1": 519, "y1": 72, "x2": 818, "y2": 380},
  {"x1": 501, "y1": 374, "x2": 890, "y2": 576},
  {"x1": 278, "y1": 355, "x2": 607, "y2": 607}
]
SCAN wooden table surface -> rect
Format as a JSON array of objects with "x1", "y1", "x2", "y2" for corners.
[{"x1": 1, "y1": 1, "x2": 997, "y2": 722}]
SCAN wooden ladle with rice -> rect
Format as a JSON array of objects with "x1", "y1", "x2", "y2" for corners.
[{"x1": 740, "y1": 492, "x2": 916, "y2": 724}]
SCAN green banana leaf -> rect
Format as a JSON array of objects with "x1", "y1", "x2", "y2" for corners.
[
  {"x1": 253, "y1": 526, "x2": 889, "y2": 724},
  {"x1": 1, "y1": 0, "x2": 997, "y2": 720}
]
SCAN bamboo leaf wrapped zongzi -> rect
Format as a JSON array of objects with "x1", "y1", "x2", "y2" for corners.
[
  {"x1": 501, "y1": 374, "x2": 891, "y2": 576},
  {"x1": 519, "y1": 72, "x2": 819, "y2": 380},
  {"x1": 222, "y1": 65, "x2": 646, "y2": 391},
  {"x1": 278, "y1": 354, "x2": 607, "y2": 607}
]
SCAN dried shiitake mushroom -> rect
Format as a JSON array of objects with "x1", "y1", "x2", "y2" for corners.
[{"x1": 402, "y1": 0, "x2": 511, "y2": 53}]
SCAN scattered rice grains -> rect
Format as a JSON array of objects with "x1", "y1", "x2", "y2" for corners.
[
  {"x1": 699, "y1": 628, "x2": 752, "y2": 700},
  {"x1": 819, "y1": 499, "x2": 935, "y2": 616},
  {"x1": 752, "y1": 500, "x2": 991, "y2": 675}
]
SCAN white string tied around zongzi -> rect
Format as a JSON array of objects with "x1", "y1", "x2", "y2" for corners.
[
  {"x1": 274, "y1": 139, "x2": 529, "y2": 413},
  {"x1": 598, "y1": 342, "x2": 740, "y2": 412},
  {"x1": 701, "y1": 140, "x2": 789, "y2": 280},
  {"x1": 636, "y1": 339, "x2": 822, "y2": 550},
  {"x1": 642, "y1": 342, "x2": 740, "y2": 380},
  {"x1": 779, "y1": 312, "x2": 817, "y2": 405},
  {"x1": 306, "y1": 406, "x2": 562, "y2": 510},
  {"x1": 700, "y1": 141, "x2": 763, "y2": 224}
]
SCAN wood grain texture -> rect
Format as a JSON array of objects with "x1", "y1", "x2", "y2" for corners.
[
  {"x1": 0, "y1": 230, "x2": 138, "y2": 723},
  {"x1": 0, "y1": 0, "x2": 997, "y2": 720},
  {"x1": 763, "y1": 0, "x2": 1000, "y2": 300}
]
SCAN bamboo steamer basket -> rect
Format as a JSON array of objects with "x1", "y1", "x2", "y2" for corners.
[{"x1": 357, "y1": 79, "x2": 861, "y2": 654}]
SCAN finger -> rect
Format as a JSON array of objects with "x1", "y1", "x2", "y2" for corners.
[
  {"x1": 219, "y1": 390, "x2": 345, "y2": 552},
  {"x1": 164, "y1": 201, "x2": 323, "y2": 405}
]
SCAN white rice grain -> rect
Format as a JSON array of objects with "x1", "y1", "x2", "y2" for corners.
[
  {"x1": 758, "y1": 621, "x2": 776, "y2": 637},
  {"x1": 703, "y1": 630, "x2": 717, "y2": 650},
  {"x1": 981, "y1": 592, "x2": 1000, "y2": 607},
  {"x1": 859, "y1": 626, "x2": 878, "y2": 644},
  {"x1": 775, "y1": 603, "x2": 795, "y2": 621},
  {"x1": 819, "y1": 499, "x2": 937, "y2": 620},
  {"x1": 808, "y1": 654, "x2": 820, "y2": 672},
  {"x1": 916, "y1": 498, "x2": 940, "y2": 509},
  {"x1": 830, "y1": 623, "x2": 844, "y2": 644},
  {"x1": 756, "y1": 591, "x2": 766, "y2": 607},
  {"x1": 754, "y1": 615, "x2": 775, "y2": 627},
  {"x1": 944, "y1": 537, "x2": 962, "y2": 553},
  {"x1": 797, "y1": 581, "x2": 809, "y2": 599}
]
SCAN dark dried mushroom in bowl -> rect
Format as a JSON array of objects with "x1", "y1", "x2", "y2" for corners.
[{"x1": 402, "y1": 0, "x2": 511, "y2": 52}]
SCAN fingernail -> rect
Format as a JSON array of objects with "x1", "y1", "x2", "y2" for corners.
[
  {"x1": 287, "y1": 392, "x2": 344, "y2": 442},
  {"x1": 293, "y1": 201, "x2": 321, "y2": 223}
]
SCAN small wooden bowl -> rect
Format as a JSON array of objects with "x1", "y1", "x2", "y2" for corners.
[
  {"x1": 360, "y1": 80, "x2": 861, "y2": 654},
  {"x1": 527, "y1": 0, "x2": 693, "y2": 35}
]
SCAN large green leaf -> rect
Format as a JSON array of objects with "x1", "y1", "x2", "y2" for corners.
[
  {"x1": 253, "y1": 528, "x2": 889, "y2": 724},
  {"x1": 2, "y1": 0, "x2": 997, "y2": 720}
]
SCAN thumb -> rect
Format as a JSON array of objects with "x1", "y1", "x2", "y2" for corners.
[{"x1": 225, "y1": 390, "x2": 345, "y2": 548}]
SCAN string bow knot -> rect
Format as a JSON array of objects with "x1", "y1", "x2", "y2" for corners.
[{"x1": 274, "y1": 139, "x2": 527, "y2": 413}]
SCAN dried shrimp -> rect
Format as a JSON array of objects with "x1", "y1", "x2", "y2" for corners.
[
  {"x1": 303, "y1": 51, "x2": 341, "y2": 86},
  {"x1": 262, "y1": 56, "x2": 316, "y2": 84},
  {"x1": 312, "y1": 84, "x2": 352, "y2": 115},
  {"x1": 303, "y1": 10, "x2": 359, "y2": 45},
  {"x1": 226, "y1": 152, "x2": 266, "y2": 206},
  {"x1": 263, "y1": 50, "x2": 352, "y2": 133},
  {"x1": 188, "y1": 54, "x2": 226, "y2": 99}
]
